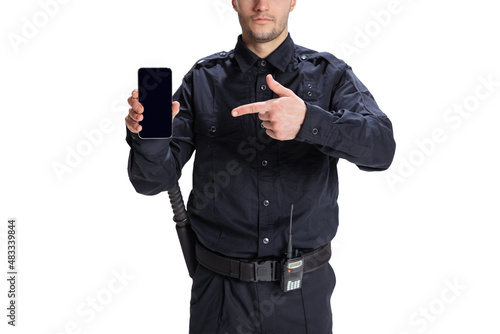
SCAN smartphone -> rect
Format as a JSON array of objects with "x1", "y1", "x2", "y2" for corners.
[{"x1": 137, "y1": 67, "x2": 173, "y2": 139}]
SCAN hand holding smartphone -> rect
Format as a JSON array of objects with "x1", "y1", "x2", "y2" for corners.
[{"x1": 137, "y1": 67, "x2": 173, "y2": 139}]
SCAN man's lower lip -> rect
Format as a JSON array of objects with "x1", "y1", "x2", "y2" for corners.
[{"x1": 254, "y1": 19, "x2": 271, "y2": 23}]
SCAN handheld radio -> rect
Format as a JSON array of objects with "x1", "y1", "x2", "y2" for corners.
[{"x1": 281, "y1": 204, "x2": 304, "y2": 292}]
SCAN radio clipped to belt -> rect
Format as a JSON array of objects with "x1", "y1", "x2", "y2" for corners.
[{"x1": 281, "y1": 204, "x2": 304, "y2": 292}]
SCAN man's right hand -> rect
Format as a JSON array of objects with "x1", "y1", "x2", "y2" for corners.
[{"x1": 125, "y1": 89, "x2": 181, "y2": 134}]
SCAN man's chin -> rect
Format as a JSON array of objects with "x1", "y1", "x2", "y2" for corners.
[{"x1": 247, "y1": 30, "x2": 279, "y2": 43}]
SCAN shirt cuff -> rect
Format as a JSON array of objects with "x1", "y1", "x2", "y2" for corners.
[
  {"x1": 295, "y1": 102, "x2": 335, "y2": 145},
  {"x1": 125, "y1": 127, "x2": 171, "y2": 155}
]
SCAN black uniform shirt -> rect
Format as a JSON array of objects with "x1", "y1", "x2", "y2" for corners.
[{"x1": 126, "y1": 34, "x2": 396, "y2": 259}]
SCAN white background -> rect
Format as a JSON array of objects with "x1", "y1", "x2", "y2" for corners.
[{"x1": 1, "y1": 0, "x2": 499, "y2": 333}]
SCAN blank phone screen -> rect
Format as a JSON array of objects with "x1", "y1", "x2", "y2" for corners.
[{"x1": 138, "y1": 68, "x2": 172, "y2": 139}]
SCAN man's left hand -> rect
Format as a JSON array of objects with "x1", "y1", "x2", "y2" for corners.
[{"x1": 232, "y1": 74, "x2": 307, "y2": 141}]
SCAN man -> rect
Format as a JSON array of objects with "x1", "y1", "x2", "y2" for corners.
[{"x1": 125, "y1": 0, "x2": 396, "y2": 333}]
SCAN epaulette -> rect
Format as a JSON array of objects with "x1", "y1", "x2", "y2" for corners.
[
  {"x1": 296, "y1": 48, "x2": 347, "y2": 71},
  {"x1": 194, "y1": 50, "x2": 232, "y2": 69}
]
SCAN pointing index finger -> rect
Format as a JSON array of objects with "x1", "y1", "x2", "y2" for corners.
[{"x1": 232, "y1": 100, "x2": 274, "y2": 117}]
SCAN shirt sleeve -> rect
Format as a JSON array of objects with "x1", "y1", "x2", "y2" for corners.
[
  {"x1": 126, "y1": 71, "x2": 196, "y2": 195},
  {"x1": 295, "y1": 66, "x2": 396, "y2": 171}
]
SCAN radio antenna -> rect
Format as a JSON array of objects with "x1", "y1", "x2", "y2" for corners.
[{"x1": 287, "y1": 204, "x2": 294, "y2": 260}]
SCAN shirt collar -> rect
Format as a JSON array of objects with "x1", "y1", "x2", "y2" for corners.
[{"x1": 234, "y1": 34, "x2": 295, "y2": 73}]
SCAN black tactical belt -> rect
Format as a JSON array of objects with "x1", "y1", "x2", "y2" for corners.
[{"x1": 195, "y1": 242, "x2": 331, "y2": 282}]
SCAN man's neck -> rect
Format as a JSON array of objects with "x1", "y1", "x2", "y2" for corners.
[{"x1": 241, "y1": 30, "x2": 289, "y2": 59}]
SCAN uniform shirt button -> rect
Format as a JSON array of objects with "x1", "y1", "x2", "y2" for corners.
[
  {"x1": 261, "y1": 85, "x2": 267, "y2": 91},
  {"x1": 260, "y1": 122, "x2": 265, "y2": 128},
  {"x1": 262, "y1": 160, "x2": 268, "y2": 167},
  {"x1": 210, "y1": 126, "x2": 217, "y2": 133},
  {"x1": 263, "y1": 200, "x2": 270, "y2": 206},
  {"x1": 263, "y1": 238, "x2": 270, "y2": 245},
  {"x1": 260, "y1": 60, "x2": 267, "y2": 66},
  {"x1": 312, "y1": 128, "x2": 319, "y2": 135}
]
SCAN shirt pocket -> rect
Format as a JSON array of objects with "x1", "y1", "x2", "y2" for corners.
[
  {"x1": 192, "y1": 108, "x2": 247, "y2": 194},
  {"x1": 193, "y1": 109, "x2": 245, "y2": 154}
]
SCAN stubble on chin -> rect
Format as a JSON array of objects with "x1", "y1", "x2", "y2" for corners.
[{"x1": 246, "y1": 28, "x2": 280, "y2": 43}]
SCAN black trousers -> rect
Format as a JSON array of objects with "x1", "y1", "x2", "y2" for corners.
[{"x1": 189, "y1": 262, "x2": 336, "y2": 334}]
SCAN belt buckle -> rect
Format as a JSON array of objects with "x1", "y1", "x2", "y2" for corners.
[{"x1": 253, "y1": 260, "x2": 278, "y2": 282}]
